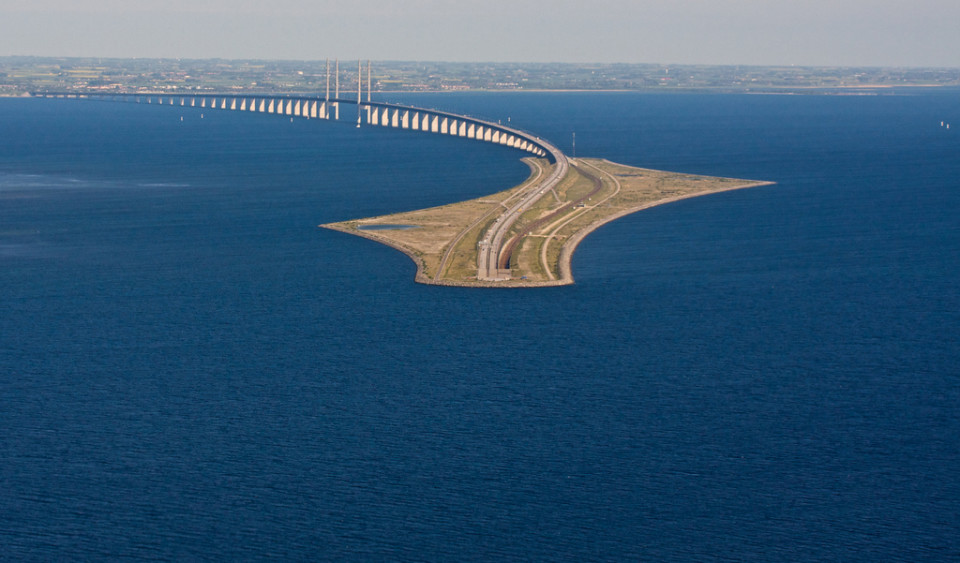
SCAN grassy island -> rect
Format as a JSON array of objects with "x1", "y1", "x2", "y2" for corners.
[{"x1": 321, "y1": 158, "x2": 773, "y2": 287}]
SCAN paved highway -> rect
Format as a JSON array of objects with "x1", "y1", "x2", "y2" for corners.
[{"x1": 477, "y1": 137, "x2": 568, "y2": 281}]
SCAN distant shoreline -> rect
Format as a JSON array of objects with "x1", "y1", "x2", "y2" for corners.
[
  {"x1": 9, "y1": 84, "x2": 957, "y2": 99},
  {"x1": 7, "y1": 56, "x2": 960, "y2": 98}
]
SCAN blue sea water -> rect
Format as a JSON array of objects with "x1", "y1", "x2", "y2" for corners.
[{"x1": 1, "y1": 91, "x2": 959, "y2": 561}]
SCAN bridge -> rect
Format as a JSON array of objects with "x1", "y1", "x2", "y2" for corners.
[
  {"x1": 29, "y1": 93, "x2": 556, "y2": 161},
  {"x1": 33, "y1": 61, "x2": 569, "y2": 282}
]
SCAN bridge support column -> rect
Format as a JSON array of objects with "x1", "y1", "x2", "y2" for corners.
[{"x1": 108, "y1": 94, "x2": 559, "y2": 164}]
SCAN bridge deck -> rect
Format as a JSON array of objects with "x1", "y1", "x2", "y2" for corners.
[{"x1": 31, "y1": 90, "x2": 568, "y2": 282}]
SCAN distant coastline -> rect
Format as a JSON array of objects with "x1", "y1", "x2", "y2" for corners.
[{"x1": 4, "y1": 56, "x2": 960, "y2": 97}]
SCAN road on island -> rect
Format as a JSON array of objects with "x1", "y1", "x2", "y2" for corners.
[
  {"x1": 477, "y1": 140, "x2": 569, "y2": 281},
  {"x1": 536, "y1": 159, "x2": 621, "y2": 281},
  {"x1": 435, "y1": 160, "x2": 545, "y2": 281}
]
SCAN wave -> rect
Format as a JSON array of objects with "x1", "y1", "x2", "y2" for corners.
[{"x1": 0, "y1": 174, "x2": 190, "y2": 191}]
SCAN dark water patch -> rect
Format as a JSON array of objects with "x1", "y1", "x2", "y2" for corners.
[{"x1": 1, "y1": 93, "x2": 958, "y2": 562}]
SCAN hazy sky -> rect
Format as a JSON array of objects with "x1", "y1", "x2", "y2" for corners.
[{"x1": 2, "y1": 0, "x2": 958, "y2": 67}]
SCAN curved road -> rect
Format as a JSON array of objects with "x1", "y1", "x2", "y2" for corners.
[
  {"x1": 31, "y1": 90, "x2": 568, "y2": 282},
  {"x1": 478, "y1": 143, "x2": 568, "y2": 281}
]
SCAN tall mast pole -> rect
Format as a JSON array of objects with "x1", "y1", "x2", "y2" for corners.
[
  {"x1": 357, "y1": 59, "x2": 362, "y2": 127},
  {"x1": 325, "y1": 59, "x2": 330, "y2": 102},
  {"x1": 367, "y1": 60, "x2": 371, "y2": 102}
]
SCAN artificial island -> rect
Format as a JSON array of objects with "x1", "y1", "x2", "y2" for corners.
[
  {"x1": 31, "y1": 59, "x2": 774, "y2": 286},
  {"x1": 323, "y1": 158, "x2": 771, "y2": 287}
]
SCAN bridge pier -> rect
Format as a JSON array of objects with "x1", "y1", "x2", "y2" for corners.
[{"x1": 35, "y1": 91, "x2": 559, "y2": 163}]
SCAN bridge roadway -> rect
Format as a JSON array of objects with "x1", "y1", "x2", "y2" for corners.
[{"x1": 32, "y1": 90, "x2": 568, "y2": 281}]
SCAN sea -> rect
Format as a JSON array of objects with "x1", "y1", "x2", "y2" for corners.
[{"x1": 1, "y1": 90, "x2": 958, "y2": 561}]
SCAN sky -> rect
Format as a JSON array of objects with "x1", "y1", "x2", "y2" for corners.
[{"x1": 2, "y1": 0, "x2": 958, "y2": 67}]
